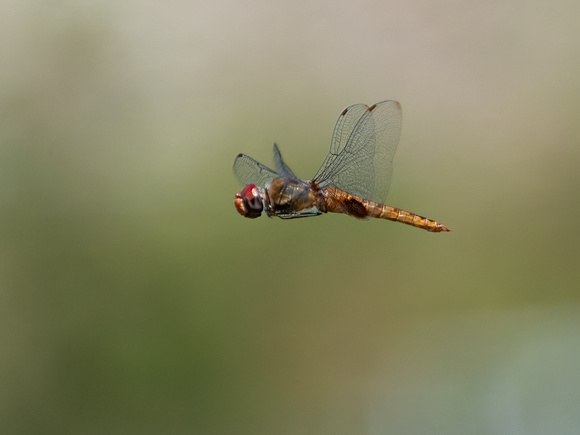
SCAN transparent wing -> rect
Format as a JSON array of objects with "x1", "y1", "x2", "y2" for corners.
[
  {"x1": 312, "y1": 100, "x2": 402, "y2": 204},
  {"x1": 315, "y1": 103, "x2": 370, "y2": 172},
  {"x1": 273, "y1": 143, "x2": 298, "y2": 180},
  {"x1": 233, "y1": 153, "x2": 279, "y2": 188}
]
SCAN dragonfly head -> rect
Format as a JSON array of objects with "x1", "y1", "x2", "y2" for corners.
[{"x1": 235, "y1": 184, "x2": 263, "y2": 218}]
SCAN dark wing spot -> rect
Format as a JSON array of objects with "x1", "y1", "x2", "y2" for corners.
[
  {"x1": 344, "y1": 198, "x2": 368, "y2": 218},
  {"x1": 341, "y1": 108, "x2": 349, "y2": 116},
  {"x1": 368, "y1": 104, "x2": 377, "y2": 112}
]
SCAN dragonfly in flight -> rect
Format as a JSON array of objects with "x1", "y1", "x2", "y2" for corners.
[{"x1": 233, "y1": 100, "x2": 450, "y2": 232}]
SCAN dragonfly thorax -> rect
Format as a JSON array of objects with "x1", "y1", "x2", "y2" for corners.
[{"x1": 266, "y1": 178, "x2": 318, "y2": 216}]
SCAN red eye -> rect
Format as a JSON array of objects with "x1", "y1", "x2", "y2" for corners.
[
  {"x1": 235, "y1": 184, "x2": 263, "y2": 218},
  {"x1": 242, "y1": 184, "x2": 258, "y2": 201}
]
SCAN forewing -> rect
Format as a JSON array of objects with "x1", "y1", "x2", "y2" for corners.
[
  {"x1": 273, "y1": 143, "x2": 298, "y2": 180},
  {"x1": 233, "y1": 153, "x2": 279, "y2": 188},
  {"x1": 313, "y1": 104, "x2": 369, "y2": 181},
  {"x1": 313, "y1": 100, "x2": 402, "y2": 204}
]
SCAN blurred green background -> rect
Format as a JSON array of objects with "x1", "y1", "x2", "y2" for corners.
[{"x1": 2, "y1": 1, "x2": 579, "y2": 434}]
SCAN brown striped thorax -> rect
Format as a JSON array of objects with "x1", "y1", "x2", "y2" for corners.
[{"x1": 233, "y1": 100, "x2": 450, "y2": 232}]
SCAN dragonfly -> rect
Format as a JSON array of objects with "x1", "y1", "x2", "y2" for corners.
[{"x1": 233, "y1": 100, "x2": 450, "y2": 232}]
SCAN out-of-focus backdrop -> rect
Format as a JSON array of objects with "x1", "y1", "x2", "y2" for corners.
[{"x1": 2, "y1": 1, "x2": 579, "y2": 433}]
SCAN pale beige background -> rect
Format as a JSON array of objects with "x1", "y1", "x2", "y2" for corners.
[{"x1": 2, "y1": 1, "x2": 579, "y2": 433}]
